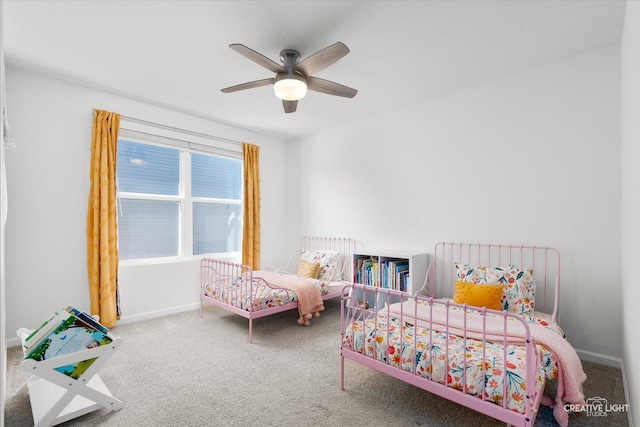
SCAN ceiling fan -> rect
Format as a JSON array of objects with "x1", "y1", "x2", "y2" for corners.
[{"x1": 221, "y1": 42, "x2": 357, "y2": 113}]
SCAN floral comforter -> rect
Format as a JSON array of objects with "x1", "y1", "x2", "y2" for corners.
[
  {"x1": 342, "y1": 303, "x2": 563, "y2": 414},
  {"x1": 203, "y1": 273, "x2": 334, "y2": 312}
]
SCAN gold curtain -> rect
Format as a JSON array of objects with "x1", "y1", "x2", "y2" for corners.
[
  {"x1": 242, "y1": 143, "x2": 261, "y2": 270},
  {"x1": 87, "y1": 110, "x2": 120, "y2": 328}
]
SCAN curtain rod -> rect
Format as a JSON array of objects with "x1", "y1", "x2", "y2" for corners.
[{"x1": 94, "y1": 110, "x2": 244, "y2": 146}]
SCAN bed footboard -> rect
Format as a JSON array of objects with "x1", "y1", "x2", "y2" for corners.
[{"x1": 340, "y1": 283, "x2": 546, "y2": 427}]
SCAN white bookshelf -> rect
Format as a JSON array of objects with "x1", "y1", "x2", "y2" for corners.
[{"x1": 352, "y1": 250, "x2": 429, "y2": 308}]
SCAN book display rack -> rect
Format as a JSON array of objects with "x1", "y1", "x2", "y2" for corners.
[{"x1": 16, "y1": 307, "x2": 123, "y2": 427}]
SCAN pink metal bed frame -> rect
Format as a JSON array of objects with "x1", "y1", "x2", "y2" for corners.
[
  {"x1": 340, "y1": 242, "x2": 561, "y2": 427},
  {"x1": 200, "y1": 236, "x2": 357, "y2": 343}
]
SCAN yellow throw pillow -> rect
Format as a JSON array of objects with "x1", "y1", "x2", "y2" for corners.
[
  {"x1": 297, "y1": 259, "x2": 320, "y2": 279},
  {"x1": 453, "y1": 281, "x2": 503, "y2": 310}
]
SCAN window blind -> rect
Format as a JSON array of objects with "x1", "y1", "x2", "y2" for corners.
[{"x1": 118, "y1": 128, "x2": 242, "y2": 159}]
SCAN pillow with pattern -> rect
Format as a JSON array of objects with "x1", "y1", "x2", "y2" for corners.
[
  {"x1": 455, "y1": 263, "x2": 535, "y2": 316},
  {"x1": 300, "y1": 250, "x2": 342, "y2": 282}
]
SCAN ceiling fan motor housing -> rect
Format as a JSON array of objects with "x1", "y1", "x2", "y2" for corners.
[
  {"x1": 279, "y1": 49, "x2": 306, "y2": 80},
  {"x1": 280, "y1": 49, "x2": 301, "y2": 68}
]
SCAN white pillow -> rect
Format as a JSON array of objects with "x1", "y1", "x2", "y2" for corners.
[{"x1": 300, "y1": 250, "x2": 342, "y2": 282}]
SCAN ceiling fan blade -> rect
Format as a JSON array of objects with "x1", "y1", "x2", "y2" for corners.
[
  {"x1": 297, "y1": 42, "x2": 350, "y2": 76},
  {"x1": 283, "y1": 100, "x2": 298, "y2": 114},
  {"x1": 307, "y1": 76, "x2": 357, "y2": 98},
  {"x1": 229, "y1": 44, "x2": 286, "y2": 74},
  {"x1": 221, "y1": 78, "x2": 275, "y2": 93}
]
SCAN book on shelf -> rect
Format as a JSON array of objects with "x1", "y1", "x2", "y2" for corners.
[
  {"x1": 23, "y1": 307, "x2": 113, "y2": 379},
  {"x1": 356, "y1": 257, "x2": 381, "y2": 287},
  {"x1": 392, "y1": 261, "x2": 409, "y2": 291},
  {"x1": 355, "y1": 256, "x2": 411, "y2": 292},
  {"x1": 377, "y1": 259, "x2": 409, "y2": 291}
]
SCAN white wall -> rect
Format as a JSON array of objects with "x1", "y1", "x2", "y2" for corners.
[
  {"x1": 3, "y1": 67, "x2": 290, "y2": 346},
  {"x1": 621, "y1": 1, "x2": 639, "y2": 424},
  {"x1": 0, "y1": 2, "x2": 7, "y2": 423},
  {"x1": 289, "y1": 45, "x2": 622, "y2": 362}
]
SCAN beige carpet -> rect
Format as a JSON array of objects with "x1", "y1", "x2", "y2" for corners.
[{"x1": 4, "y1": 299, "x2": 630, "y2": 426}]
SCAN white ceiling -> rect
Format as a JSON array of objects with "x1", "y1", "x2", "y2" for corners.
[{"x1": 3, "y1": 0, "x2": 627, "y2": 141}]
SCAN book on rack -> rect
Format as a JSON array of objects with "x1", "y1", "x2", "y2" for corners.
[
  {"x1": 64, "y1": 306, "x2": 111, "y2": 337},
  {"x1": 24, "y1": 308, "x2": 113, "y2": 379},
  {"x1": 22, "y1": 310, "x2": 71, "y2": 353}
]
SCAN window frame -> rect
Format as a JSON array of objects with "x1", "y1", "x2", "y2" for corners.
[{"x1": 116, "y1": 125, "x2": 243, "y2": 265}]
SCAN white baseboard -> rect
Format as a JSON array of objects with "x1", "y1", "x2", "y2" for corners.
[
  {"x1": 575, "y1": 348, "x2": 622, "y2": 368},
  {"x1": 4, "y1": 302, "x2": 202, "y2": 349},
  {"x1": 116, "y1": 302, "x2": 201, "y2": 326},
  {"x1": 5, "y1": 336, "x2": 20, "y2": 348},
  {"x1": 620, "y1": 360, "x2": 634, "y2": 427},
  {"x1": 577, "y1": 350, "x2": 634, "y2": 425}
]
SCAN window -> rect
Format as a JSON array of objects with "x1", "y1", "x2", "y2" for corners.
[{"x1": 116, "y1": 131, "x2": 242, "y2": 261}]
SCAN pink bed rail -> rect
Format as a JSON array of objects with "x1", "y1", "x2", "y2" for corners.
[
  {"x1": 340, "y1": 284, "x2": 545, "y2": 427},
  {"x1": 415, "y1": 242, "x2": 560, "y2": 323},
  {"x1": 200, "y1": 236, "x2": 357, "y2": 343}
]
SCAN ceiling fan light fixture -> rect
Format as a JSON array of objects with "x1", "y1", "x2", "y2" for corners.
[{"x1": 274, "y1": 74, "x2": 307, "y2": 101}]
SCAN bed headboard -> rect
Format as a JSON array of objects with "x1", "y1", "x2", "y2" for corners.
[
  {"x1": 300, "y1": 236, "x2": 358, "y2": 281},
  {"x1": 421, "y1": 242, "x2": 560, "y2": 322}
]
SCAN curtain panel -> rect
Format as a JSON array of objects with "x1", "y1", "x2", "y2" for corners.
[
  {"x1": 87, "y1": 109, "x2": 120, "y2": 328},
  {"x1": 242, "y1": 143, "x2": 260, "y2": 270}
]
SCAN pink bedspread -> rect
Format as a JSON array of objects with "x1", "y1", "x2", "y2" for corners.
[
  {"x1": 389, "y1": 301, "x2": 586, "y2": 426},
  {"x1": 252, "y1": 271, "x2": 324, "y2": 325}
]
